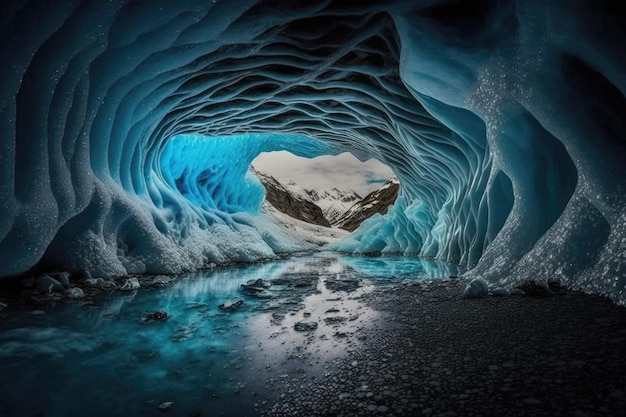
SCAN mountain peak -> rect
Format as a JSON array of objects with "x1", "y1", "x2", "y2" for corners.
[
  {"x1": 334, "y1": 178, "x2": 400, "y2": 232},
  {"x1": 252, "y1": 167, "x2": 398, "y2": 231}
]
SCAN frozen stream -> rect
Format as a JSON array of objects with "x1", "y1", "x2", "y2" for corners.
[{"x1": 0, "y1": 253, "x2": 459, "y2": 417}]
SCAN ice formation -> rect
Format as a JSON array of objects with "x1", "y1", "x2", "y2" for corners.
[{"x1": 0, "y1": 1, "x2": 624, "y2": 302}]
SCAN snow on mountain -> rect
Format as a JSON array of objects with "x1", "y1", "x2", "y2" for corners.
[
  {"x1": 334, "y1": 178, "x2": 400, "y2": 232},
  {"x1": 282, "y1": 180, "x2": 362, "y2": 224},
  {"x1": 261, "y1": 201, "x2": 350, "y2": 246},
  {"x1": 253, "y1": 166, "x2": 399, "y2": 234},
  {"x1": 252, "y1": 168, "x2": 331, "y2": 227}
]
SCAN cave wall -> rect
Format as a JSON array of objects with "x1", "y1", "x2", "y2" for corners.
[{"x1": 0, "y1": 0, "x2": 624, "y2": 302}]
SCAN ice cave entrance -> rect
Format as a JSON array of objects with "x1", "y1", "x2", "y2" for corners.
[{"x1": 161, "y1": 133, "x2": 394, "y2": 224}]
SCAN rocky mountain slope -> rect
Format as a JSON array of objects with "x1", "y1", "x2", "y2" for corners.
[
  {"x1": 253, "y1": 168, "x2": 398, "y2": 232},
  {"x1": 334, "y1": 178, "x2": 400, "y2": 231},
  {"x1": 252, "y1": 168, "x2": 331, "y2": 227}
]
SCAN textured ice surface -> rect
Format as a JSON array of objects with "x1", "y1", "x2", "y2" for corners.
[{"x1": 0, "y1": 1, "x2": 625, "y2": 302}]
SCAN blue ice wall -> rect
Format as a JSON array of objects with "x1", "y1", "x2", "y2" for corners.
[
  {"x1": 160, "y1": 134, "x2": 331, "y2": 213},
  {"x1": 0, "y1": 0, "x2": 625, "y2": 302}
]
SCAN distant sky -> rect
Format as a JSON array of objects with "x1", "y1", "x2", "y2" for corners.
[{"x1": 252, "y1": 151, "x2": 394, "y2": 196}]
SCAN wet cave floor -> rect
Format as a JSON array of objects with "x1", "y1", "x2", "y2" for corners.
[
  {"x1": 264, "y1": 280, "x2": 626, "y2": 417},
  {"x1": 1, "y1": 252, "x2": 625, "y2": 417}
]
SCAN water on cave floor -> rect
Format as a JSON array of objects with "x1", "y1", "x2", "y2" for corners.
[{"x1": 0, "y1": 252, "x2": 459, "y2": 417}]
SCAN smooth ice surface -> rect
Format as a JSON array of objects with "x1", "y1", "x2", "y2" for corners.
[
  {"x1": 0, "y1": 253, "x2": 458, "y2": 417},
  {"x1": 0, "y1": 1, "x2": 625, "y2": 302}
]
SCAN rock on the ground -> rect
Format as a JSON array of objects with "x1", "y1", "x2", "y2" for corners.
[
  {"x1": 145, "y1": 311, "x2": 169, "y2": 322},
  {"x1": 158, "y1": 401, "x2": 174, "y2": 410},
  {"x1": 294, "y1": 320, "x2": 318, "y2": 331},
  {"x1": 241, "y1": 279, "x2": 270, "y2": 294},
  {"x1": 548, "y1": 279, "x2": 567, "y2": 294},
  {"x1": 57, "y1": 272, "x2": 70, "y2": 286},
  {"x1": 516, "y1": 280, "x2": 551, "y2": 296},
  {"x1": 120, "y1": 277, "x2": 140, "y2": 291},
  {"x1": 84, "y1": 277, "x2": 118, "y2": 290},
  {"x1": 51, "y1": 272, "x2": 71, "y2": 286},
  {"x1": 65, "y1": 287, "x2": 85, "y2": 299},
  {"x1": 37, "y1": 275, "x2": 65, "y2": 293},
  {"x1": 218, "y1": 300, "x2": 245, "y2": 312},
  {"x1": 73, "y1": 269, "x2": 92, "y2": 281},
  {"x1": 150, "y1": 275, "x2": 172, "y2": 287},
  {"x1": 490, "y1": 288, "x2": 509, "y2": 297},
  {"x1": 464, "y1": 278, "x2": 488, "y2": 298}
]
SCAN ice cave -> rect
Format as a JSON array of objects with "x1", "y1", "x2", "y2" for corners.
[{"x1": 0, "y1": 0, "x2": 625, "y2": 304}]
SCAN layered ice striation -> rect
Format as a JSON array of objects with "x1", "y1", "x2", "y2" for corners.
[{"x1": 0, "y1": 1, "x2": 625, "y2": 302}]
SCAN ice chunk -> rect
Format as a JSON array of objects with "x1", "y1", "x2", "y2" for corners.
[
  {"x1": 37, "y1": 276, "x2": 64, "y2": 293},
  {"x1": 65, "y1": 288, "x2": 85, "y2": 299},
  {"x1": 464, "y1": 278, "x2": 489, "y2": 298},
  {"x1": 120, "y1": 278, "x2": 140, "y2": 291}
]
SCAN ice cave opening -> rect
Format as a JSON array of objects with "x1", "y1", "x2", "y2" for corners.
[
  {"x1": 160, "y1": 133, "x2": 336, "y2": 215},
  {"x1": 0, "y1": 0, "x2": 625, "y2": 303}
]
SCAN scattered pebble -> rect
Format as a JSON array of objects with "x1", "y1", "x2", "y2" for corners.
[
  {"x1": 144, "y1": 310, "x2": 169, "y2": 322},
  {"x1": 218, "y1": 300, "x2": 244, "y2": 312},
  {"x1": 158, "y1": 401, "x2": 174, "y2": 410},
  {"x1": 294, "y1": 321, "x2": 318, "y2": 331},
  {"x1": 463, "y1": 278, "x2": 488, "y2": 298},
  {"x1": 65, "y1": 287, "x2": 84, "y2": 299},
  {"x1": 120, "y1": 277, "x2": 140, "y2": 291}
]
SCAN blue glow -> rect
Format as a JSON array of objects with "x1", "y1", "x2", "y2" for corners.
[
  {"x1": 160, "y1": 134, "x2": 331, "y2": 214},
  {"x1": 161, "y1": 135, "x2": 264, "y2": 213}
]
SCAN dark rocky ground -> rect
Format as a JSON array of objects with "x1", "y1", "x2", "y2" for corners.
[
  {"x1": 2, "y1": 266, "x2": 625, "y2": 417},
  {"x1": 260, "y1": 280, "x2": 626, "y2": 417}
]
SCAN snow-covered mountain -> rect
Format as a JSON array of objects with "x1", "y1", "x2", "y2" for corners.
[
  {"x1": 251, "y1": 168, "x2": 330, "y2": 227},
  {"x1": 334, "y1": 178, "x2": 400, "y2": 231},
  {"x1": 283, "y1": 181, "x2": 362, "y2": 224},
  {"x1": 252, "y1": 167, "x2": 398, "y2": 233}
]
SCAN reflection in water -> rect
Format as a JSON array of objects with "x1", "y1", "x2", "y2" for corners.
[
  {"x1": 163, "y1": 261, "x2": 290, "y2": 301},
  {"x1": 0, "y1": 252, "x2": 458, "y2": 417},
  {"x1": 339, "y1": 255, "x2": 459, "y2": 278}
]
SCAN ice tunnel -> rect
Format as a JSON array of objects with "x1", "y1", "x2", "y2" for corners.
[{"x1": 0, "y1": 0, "x2": 625, "y2": 302}]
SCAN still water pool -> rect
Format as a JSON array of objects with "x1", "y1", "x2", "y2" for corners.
[{"x1": 0, "y1": 252, "x2": 459, "y2": 417}]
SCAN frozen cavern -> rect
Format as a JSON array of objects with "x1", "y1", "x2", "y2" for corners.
[{"x1": 0, "y1": 0, "x2": 625, "y2": 302}]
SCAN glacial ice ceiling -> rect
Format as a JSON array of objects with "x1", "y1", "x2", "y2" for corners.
[{"x1": 0, "y1": 0, "x2": 625, "y2": 302}]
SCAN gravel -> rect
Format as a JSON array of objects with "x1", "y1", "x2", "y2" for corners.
[{"x1": 261, "y1": 279, "x2": 626, "y2": 417}]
